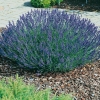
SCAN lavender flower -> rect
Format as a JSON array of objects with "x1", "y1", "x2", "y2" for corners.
[{"x1": 0, "y1": 9, "x2": 100, "y2": 74}]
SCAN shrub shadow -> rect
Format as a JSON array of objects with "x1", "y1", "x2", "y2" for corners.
[{"x1": 23, "y1": 1, "x2": 33, "y2": 7}]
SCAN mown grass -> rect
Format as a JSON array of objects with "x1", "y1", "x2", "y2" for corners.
[{"x1": 0, "y1": 74, "x2": 74, "y2": 100}]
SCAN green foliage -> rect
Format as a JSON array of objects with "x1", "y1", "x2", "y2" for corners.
[
  {"x1": 50, "y1": 0, "x2": 56, "y2": 6},
  {"x1": 31, "y1": 0, "x2": 63, "y2": 7},
  {"x1": 31, "y1": 0, "x2": 41, "y2": 7},
  {"x1": 41, "y1": 0, "x2": 51, "y2": 7},
  {"x1": 0, "y1": 74, "x2": 74, "y2": 100},
  {"x1": 55, "y1": 0, "x2": 63, "y2": 5}
]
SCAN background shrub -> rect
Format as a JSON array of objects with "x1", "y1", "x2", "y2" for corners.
[
  {"x1": 31, "y1": 0, "x2": 41, "y2": 7},
  {"x1": 31, "y1": 0, "x2": 63, "y2": 8},
  {"x1": 0, "y1": 9, "x2": 100, "y2": 74}
]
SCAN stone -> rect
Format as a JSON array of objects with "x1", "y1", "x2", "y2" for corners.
[{"x1": 0, "y1": 6, "x2": 4, "y2": 11}]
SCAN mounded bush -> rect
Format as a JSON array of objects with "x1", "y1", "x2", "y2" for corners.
[
  {"x1": 0, "y1": 9, "x2": 100, "y2": 74},
  {"x1": 31, "y1": 0, "x2": 63, "y2": 8}
]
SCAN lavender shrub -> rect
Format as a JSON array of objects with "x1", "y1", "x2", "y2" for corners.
[{"x1": 0, "y1": 9, "x2": 100, "y2": 74}]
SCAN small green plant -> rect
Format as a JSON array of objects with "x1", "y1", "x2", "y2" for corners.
[
  {"x1": 31, "y1": 0, "x2": 63, "y2": 8},
  {"x1": 0, "y1": 74, "x2": 74, "y2": 100}
]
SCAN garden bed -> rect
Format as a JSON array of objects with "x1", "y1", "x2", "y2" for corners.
[
  {"x1": 0, "y1": 2, "x2": 100, "y2": 99},
  {"x1": 52, "y1": 0, "x2": 100, "y2": 12},
  {"x1": 0, "y1": 36, "x2": 100, "y2": 99}
]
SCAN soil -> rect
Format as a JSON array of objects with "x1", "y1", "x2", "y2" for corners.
[{"x1": 52, "y1": 0, "x2": 100, "y2": 12}]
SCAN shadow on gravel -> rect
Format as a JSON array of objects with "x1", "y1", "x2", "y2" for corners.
[{"x1": 23, "y1": 1, "x2": 33, "y2": 7}]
